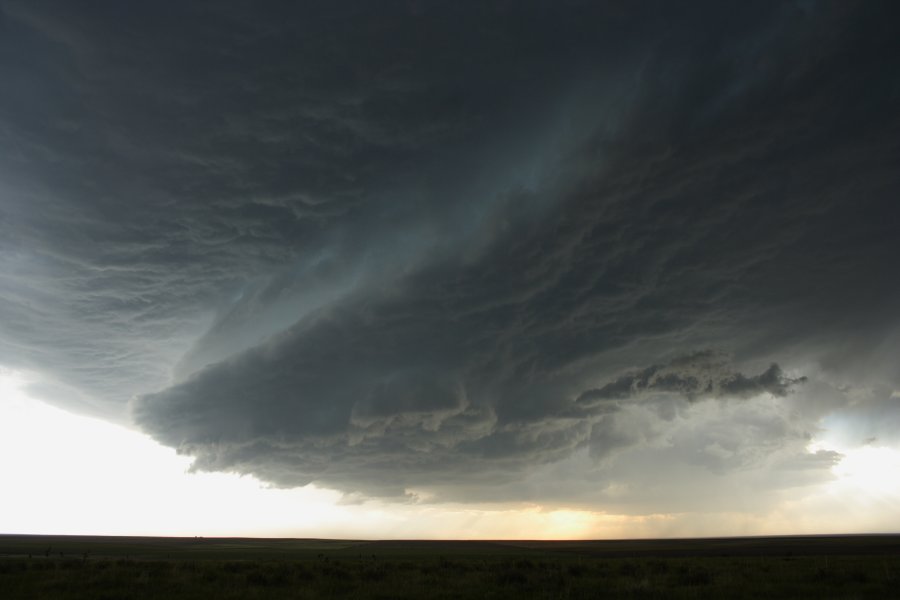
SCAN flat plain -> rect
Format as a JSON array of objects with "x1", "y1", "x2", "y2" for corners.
[{"x1": 1, "y1": 534, "x2": 898, "y2": 598}]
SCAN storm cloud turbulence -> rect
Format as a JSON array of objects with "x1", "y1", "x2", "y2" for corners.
[{"x1": 1, "y1": 1, "x2": 899, "y2": 511}]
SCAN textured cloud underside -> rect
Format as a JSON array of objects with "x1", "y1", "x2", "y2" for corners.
[{"x1": 2, "y1": 0, "x2": 899, "y2": 503}]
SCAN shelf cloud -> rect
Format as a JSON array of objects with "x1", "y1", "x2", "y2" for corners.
[{"x1": 2, "y1": 0, "x2": 899, "y2": 508}]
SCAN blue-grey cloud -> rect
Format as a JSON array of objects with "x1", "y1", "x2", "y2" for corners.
[{"x1": 2, "y1": 0, "x2": 899, "y2": 505}]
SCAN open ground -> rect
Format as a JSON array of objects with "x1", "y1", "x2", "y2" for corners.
[{"x1": 1, "y1": 534, "x2": 898, "y2": 598}]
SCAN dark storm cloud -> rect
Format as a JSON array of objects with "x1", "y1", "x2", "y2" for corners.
[
  {"x1": 0, "y1": 0, "x2": 651, "y2": 414},
  {"x1": 3, "y1": 0, "x2": 900, "y2": 501}
]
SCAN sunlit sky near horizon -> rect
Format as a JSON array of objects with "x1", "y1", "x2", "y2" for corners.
[
  {"x1": 2, "y1": 369, "x2": 898, "y2": 539},
  {"x1": 1, "y1": 1, "x2": 899, "y2": 539}
]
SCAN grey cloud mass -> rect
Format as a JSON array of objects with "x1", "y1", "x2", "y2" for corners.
[{"x1": 2, "y1": 0, "x2": 899, "y2": 506}]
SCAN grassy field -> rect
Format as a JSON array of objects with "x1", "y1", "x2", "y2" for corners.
[{"x1": 1, "y1": 534, "x2": 898, "y2": 598}]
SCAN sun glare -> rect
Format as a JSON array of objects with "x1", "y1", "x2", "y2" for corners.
[{"x1": 831, "y1": 446, "x2": 900, "y2": 497}]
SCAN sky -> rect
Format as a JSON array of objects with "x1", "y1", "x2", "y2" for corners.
[{"x1": 0, "y1": 0, "x2": 899, "y2": 539}]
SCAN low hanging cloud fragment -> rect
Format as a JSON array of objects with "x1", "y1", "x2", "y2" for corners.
[{"x1": 576, "y1": 351, "x2": 807, "y2": 405}]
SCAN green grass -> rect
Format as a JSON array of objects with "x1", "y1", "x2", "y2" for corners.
[{"x1": 1, "y1": 535, "x2": 898, "y2": 599}]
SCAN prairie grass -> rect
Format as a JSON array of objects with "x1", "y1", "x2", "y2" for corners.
[{"x1": 1, "y1": 553, "x2": 898, "y2": 599}]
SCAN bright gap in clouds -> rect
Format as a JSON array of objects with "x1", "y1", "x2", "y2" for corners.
[
  {"x1": 806, "y1": 439, "x2": 900, "y2": 507},
  {"x1": 1, "y1": 368, "x2": 898, "y2": 539},
  {"x1": 833, "y1": 446, "x2": 900, "y2": 496}
]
